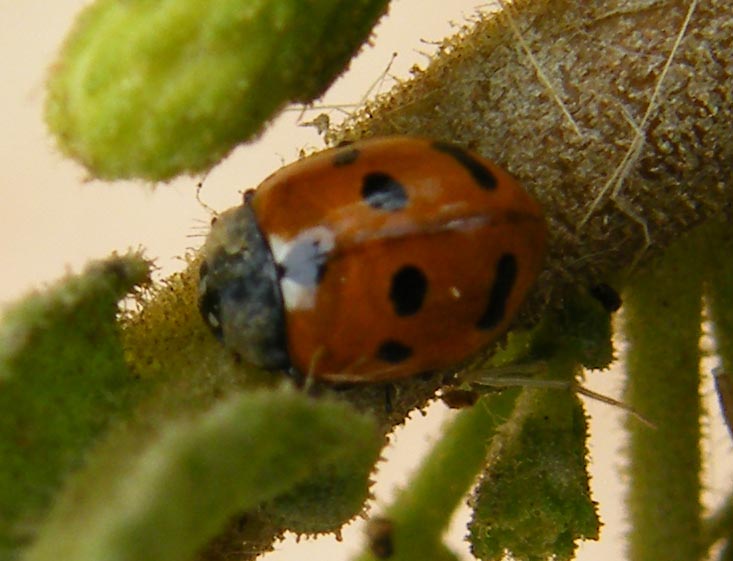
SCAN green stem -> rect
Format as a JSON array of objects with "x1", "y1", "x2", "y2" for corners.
[
  {"x1": 623, "y1": 232, "x2": 705, "y2": 561},
  {"x1": 353, "y1": 388, "x2": 521, "y2": 561}
]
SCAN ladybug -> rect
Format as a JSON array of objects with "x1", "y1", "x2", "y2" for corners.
[{"x1": 199, "y1": 137, "x2": 546, "y2": 383}]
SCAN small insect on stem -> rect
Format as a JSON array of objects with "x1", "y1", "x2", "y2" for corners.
[{"x1": 365, "y1": 516, "x2": 394, "y2": 559}]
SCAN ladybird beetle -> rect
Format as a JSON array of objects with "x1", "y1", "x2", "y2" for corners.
[{"x1": 199, "y1": 137, "x2": 546, "y2": 383}]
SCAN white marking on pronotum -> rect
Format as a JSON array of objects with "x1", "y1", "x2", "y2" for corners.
[
  {"x1": 269, "y1": 227, "x2": 336, "y2": 310},
  {"x1": 280, "y1": 278, "x2": 318, "y2": 311}
]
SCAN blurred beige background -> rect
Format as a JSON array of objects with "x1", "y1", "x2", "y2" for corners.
[{"x1": 1, "y1": 1, "x2": 730, "y2": 560}]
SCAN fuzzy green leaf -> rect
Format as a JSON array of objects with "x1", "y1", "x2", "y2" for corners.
[
  {"x1": 529, "y1": 288, "x2": 616, "y2": 371},
  {"x1": 350, "y1": 389, "x2": 522, "y2": 561},
  {"x1": 269, "y1": 453, "x2": 379, "y2": 534},
  {"x1": 0, "y1": 252, "x2": 151, "y2": 559},
  {"x1": 623, "y1": 227, "x2": 706, "y2": 561},
  {"x1": 469, "y1": 381, "x2": 598, "y2": 561},
  {"x1": 23, "y1": 388, "x2": 381, "y2": 561},
  {"x1": 45, "y1": 0, "x2": 389, "y2": 181}
]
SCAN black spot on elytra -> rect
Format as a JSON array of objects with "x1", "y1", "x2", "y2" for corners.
[
  {"x1": 390, "y1": 265, "x2": 427, "y2": 316},
  {"x1": 477, "y1": 253, "x2": 518, "y2": 330},
  {"x1": 333, "y1": 147, "x2": 360, "y2": 167},
  {"x1": 362, "y1": 173, "x2": 408, "y2": 211},
  {"x1": 432, "y1": 141, "x2": 498, "y2": 190},
  {"x1": 376, "y1": 340, "x2": 413, "y2": 363}
]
